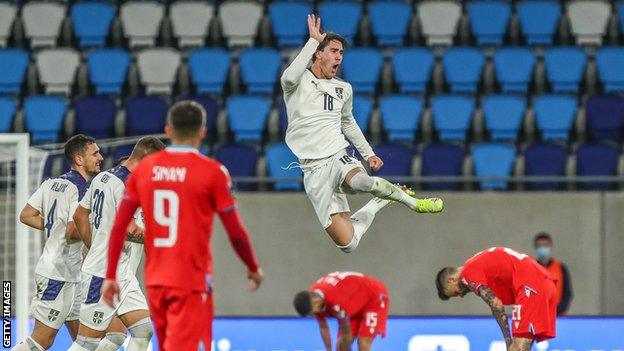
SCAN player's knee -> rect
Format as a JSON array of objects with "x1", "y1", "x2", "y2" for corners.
[
  {"x1": 75, "y1": 335, "x2": 101, "y2": 351},
  {"x1": 347, "y1": 172, "x2": 374, "y2": 193},
  {"x1": 30, "y1": 334, "x2": 54, "y2": 350},
  {"x1": 337, "y1": 236, "x2": 359, "y2": 253},
  {"x1": 358, "y1": 337, "x2": 373, "y2": 351},
  {"x1": 105, "y1": 332, "x2": 127, "y2": 347},
  {"x1": 128, "y1": 317, "x2": 153, "y2": 339}
]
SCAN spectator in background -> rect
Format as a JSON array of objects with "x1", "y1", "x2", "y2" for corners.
[{"x1": 534, "y1": 232, "x2": 573, "y2": 315}]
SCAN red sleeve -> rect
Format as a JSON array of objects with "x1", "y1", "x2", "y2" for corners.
[
  {"x1": 210, "y1": 163, "x2": 237, "y2": 212},
  {"x1": 460, "y1": 260, "x2": 487, "y2": 294},
  {"x1": 106, "y1": 170, "x2": 140, "y2": 280},
  {"x1": 218, "y1": 208, "x2": 259, "y2": 272}
]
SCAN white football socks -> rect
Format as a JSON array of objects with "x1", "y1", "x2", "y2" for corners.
[
  {"x1": 370, "y1": 177, "x2": 417, "y2": 210},
  {"x1": 338, "y1": 197, "x2": 390, "y2": 253}
]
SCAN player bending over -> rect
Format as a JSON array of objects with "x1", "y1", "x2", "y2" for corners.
[
  {"x1": 68, "y1": 136, "x2": 165, "y2": 351},
  {"x1": 101, "y1": 101, "x2": 264, "y2": 351},
  {"x1": 436, "y1": 247, "x2": 558, "y2": 351},
  {"x1": 293, "y1": 272, "x2": 389, "y2": 351},
  {"x1": 14, "y1": 135, "x2": 103, "y2": 351},
  {"x1": 282, "y1": 15, "x2": 443, "y2": 253}
]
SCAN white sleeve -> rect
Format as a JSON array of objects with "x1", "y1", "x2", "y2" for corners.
[
  {"x1": 66, "y1": 185, "x2": 79, "y2": 224},
  {"x1": 26, "y1": 184, "x2": 44, "y2": 213},
  {"x1": 280, "y1": 38, "x2": 320, "y2": 94},
  {"x1": 134, "y1": 208, "x2": 144, "y2": 229},
  {"x1": 79, "y1": 183, "x2": 93, "y2": 212},
  {"x1": 341, "y1": 91, "x2": 375, "y2": 160},
  {"x1": 113, "y1": 181, "x2": 125, "y2": 210}
]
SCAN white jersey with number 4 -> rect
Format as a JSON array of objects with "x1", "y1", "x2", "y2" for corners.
[
  {"x1": 281, "y1": 38, "x2": 375, "y2": 161},
  {"x1": 80, "y1": 166, "x2": 142, "y2": 280},
  {"x1": 27, "y1": 170, "x2": 89, "y2": 283}
]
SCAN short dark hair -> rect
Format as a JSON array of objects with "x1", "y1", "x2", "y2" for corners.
[
  {"x1": 131, "y1": 136, "x2": 166, "y2": 160},
  {"x1": 534, "y1": 232, "x2": 553, "y2": 245},
  {"x1": 293, "y1": 291, "x2": 313, "y2": 316},
  {"x1": 64, "y1": 134, "x2": 96, "y2": 165},
  {"x1": 312, "y1": 32, "x2": 348, "y2": 62},
  {"x1": 114, "y1": 156, "x2": 130, "y2": 167},
  {"x1": 435, "y1": 267, "x2": 455, "y2": 301},
  {"x1": 167, "y1": 101, "x2": 206, "y2": 139}
]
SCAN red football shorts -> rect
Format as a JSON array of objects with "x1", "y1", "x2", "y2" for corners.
[
  {"x1": 147, "y1": 286, "x2": 213, "y2": 351},
  {"x1": 340, "y1": 285, "x2": 390, "y2": 339},
  {"x1": 511, "y1": 277, "x2": 557, "y2": 342}
]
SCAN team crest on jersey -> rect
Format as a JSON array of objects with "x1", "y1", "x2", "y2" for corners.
[
  {"x1": 335, "y1": 87, "x2": 344, "y2": 99},
  {"x1": 93, "y1": 311, "x2": 104, "y2": 324},
  {"x1": 524, "y1": 285, "x2": 537, "y2": 297},
  {"x1": 48, "y1": 309, "x2": 60, "y2": 322}
]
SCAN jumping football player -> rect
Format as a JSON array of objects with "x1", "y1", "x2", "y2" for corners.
[
  {"x1": 436, "y1": 247, "x2": 558, "y2": 351},
  {"x1": 282, "y1": 15, "x2": 443, "y2": 253},
  {"x1": 101, "y1": 101, "x2": 264, "y2": 351},
  {"x1": 293, "y1": 271, "x2": 389, "y2": 351},
  {"x1": 14, "y1": 135, "x2": 103, "y2": 351},
  {"x1": 68, "y1": 136, "x2": 165, "y2": 351}
]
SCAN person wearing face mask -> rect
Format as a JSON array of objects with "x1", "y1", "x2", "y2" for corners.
[{"x1": 533, "y1": 232, "x2": 573, "y2": 316}]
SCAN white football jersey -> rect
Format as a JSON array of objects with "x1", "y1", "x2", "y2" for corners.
[
  {"x1": 282, "y1": 38, "x2": 375, "y2": 161},
  {"x1": 28, "y1": 170, "x2": 89, "y2": 283},
  {"x1": 80, "y1": 166, "x2": 143, "y2": 279}
]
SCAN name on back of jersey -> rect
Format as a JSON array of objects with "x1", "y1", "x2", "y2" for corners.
[
  {"x1": 50, "y1": 182, "x2": 68, "y2": 193},
  {"x1": 152, "y1": 166, "x2": 187, "y2": 182}
]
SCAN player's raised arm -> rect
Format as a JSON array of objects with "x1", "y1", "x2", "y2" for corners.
[
  {"x1": 281, "y1": 14, "x2": 325, "y2": 93},
  {"x1": 477, "y1": 285, "x2": 513, "y2": 348}
]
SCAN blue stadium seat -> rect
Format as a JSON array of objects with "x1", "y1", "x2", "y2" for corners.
[
  {"x1": 0, "y1": 49, "x2": 28, "y2": 95},
  {"x1": 319, "y1": 2, "x2": 361, "y2": 44},
  {"x1": 125, "y1": 96, "x2": 168, "y2": 136},
  {"x1": 278, "y1": 99, "x2": 288, "y2": 135},
  {"x1": 431, "y1": 95, "x2": 475, "y2": 141},
  {"x1": 524, "y1": 143, "x2": 568, "y2": 190},
  {"x1": 472, "y1": 143, "x2": 516, "y2": 190},
  {"x1": 0, "y1": 97, "x2": 15, "y2": 132},
  {"x1": 576, "y1": 143, "x2": 620, "y2": 190},
  {"x1": 544, "y1": 47, "x2": 586, "y2": 93},
  {"x1": 372, "y1": 143, "x2": 413, "y2": 177},
  {"x1": 239, "y1": 48, "x2": 281, "y2": 94},
  {"x1": 596, "y1": 47, "x2": 624, "y2": 92},
  {"x1": 585, "y1": 94, "x2": 624, "y2": 143},
  {"x1": 518, "y1": 0, "x2": 561, "y2": 46},
  {"x1": 342, "y1": 48, "x2": 383, "y2": 94},
  {"x1": 534, "y1": 95, "x2": 577, "y2": 142},
  {"x1": 188, "y1": 48, "x2": 231, "y2": 95},
  {"x1": 227, "y1": 95, "x2": 271, "y2": 142},
  {"x1": 265, "y1": 143, "x2": 302, "y2": 191},
  {"x1": 73, "y1": 96, "x2": 116, "y2": 139},
  {"x1": 619, "y1": 3, "x2": 624, "y2": 36},
  {"x1": 87, "y1": 49, "x2": 130, "y2": 95},
  {"x1": 178, "y1": 94, "x2": 219, "y2": 137},
  {"x1": 71, "y1": 2, "x2": 114, "y2": 47},
  {"x1": 421, "y1": 143, "x2": 465, "y2": 190},
  {"x1": 353, "y1": 95, "x2": 373, "y2": 133},
  {"x1": 269, "y1": 2, "x2": 312, "y2": 47},
  {"x1": 215, "y1": 143, "x2": 258, "y2": 191},
  {"x1": 24, "y1": 96, "x2": 66, "y2": 144},
  {"x1": 379, "y1": 95, "x2": 423, "y2": 142},
  {"x1": 442, "y1": 47, "x2": 485, "y2": 93},
  {"x1": 392, "y1": 48, "x2": 434, "y2": 94},
  {"x1": 111, "y1": 145, "x2": 133, "y2": 163},
  {"x1": 369, "y1": 1, "x2": 411, "y2": 46},
  {"x1": 494, "y1": 48, "x2": 536, "y2": 93},
  {"x1": 482, "y1": 95, "x2": 525, "y2": 141},
  {"x1": 468, "y1": 0, "x2": 511, "y2": 46}
]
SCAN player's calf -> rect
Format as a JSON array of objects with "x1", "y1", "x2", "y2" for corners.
[
  {"x1": 94, "y1": 332, "x2": 127, "y2": 351},
  {"x1": 10, "y1": 337, "x2": 47, "y2": 351}
]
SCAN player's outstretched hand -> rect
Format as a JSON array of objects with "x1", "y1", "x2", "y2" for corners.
[
  {"x1": 307, "y1": 14, "x2": 326, "y2": 43},
  {"x1": 247, "y1": 268, "x2": 264, "y2": 292},
  {"x1": 368, "y1": 156, "x2": 384, "y2": 172},
  {"x1": 101, "y1": 279, "x2": 120, "y2": 307}
]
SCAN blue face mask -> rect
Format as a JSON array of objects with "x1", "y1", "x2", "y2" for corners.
[{"x1": 535, "y1": 246, "x2": 552, "y2": 260}]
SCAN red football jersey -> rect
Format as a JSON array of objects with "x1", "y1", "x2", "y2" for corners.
[
  {"x1": 460, "y1": 247, "x2": 553, "y2": 305},
  {"x1": 124, "y1": 147, "x2": 236, "y2": 292},
  {"x1": 310, "y1": 272, "x2": 388, "y2": 320}
]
